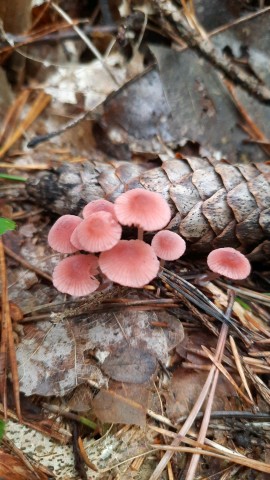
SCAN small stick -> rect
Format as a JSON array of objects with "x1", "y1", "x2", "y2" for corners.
[
  {"x1": 78, "y1": 437, "x2": 98, "y2": 471},
  {"x1": 225, "y1": 80, "x2": 270, "y2": 155},
  {"x1": 230, "y1": 335, "x2": 254, "y2": 402},
  {"x1": 0, "y1": 239, "x2": 21, "y2": 420},
  {"x1": 0, "y1": 238, "x2": 8, "y2": 418},
  {"x1": 176, "y1": 410, "x2": 270, "y2": 424},
  {"x1": 4, "y1": 244, "x2": 52, "y2": 282},
  {"x1": 0, "y1": 89, "x2": 30, "y2": 145},
  {"x1": 147, "y1": 409, "x2": 174, "y2": 428},
  {"x1": 155, "y1": 3, "x2": 270, "y2": 103},
  {"x1": 3, "y1": 436, "x2": 41, "y2": 479},
  {"x1": 42, "y1": 403, "x2": 97, "y2": 430},
  {"x1": 27, "y1": 111, "x2": 91, "y2": 148},
  {"x1": 50, "y1": 1, "x2": 120, "y2": 87},
  {"x1": 0, "y1": 24, "x2": 117, "y2": 52},
  {"x1": 0, "y1": 92, "x2": 51, "y2": 158},
  {"x1": 152, "y1": 443, "x2": 270, "y2": 474},
  {"x1": 202, "y1": 345, "x2": 253, "y2": 405}
]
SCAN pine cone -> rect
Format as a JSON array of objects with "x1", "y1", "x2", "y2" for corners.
[{"x1": 26, "y1": 157, "x2": 270, "y2": 256}]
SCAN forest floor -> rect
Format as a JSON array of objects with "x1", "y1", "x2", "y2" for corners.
[{"x1": 0, "y1": 1, "x2": 270, "y2": 479}]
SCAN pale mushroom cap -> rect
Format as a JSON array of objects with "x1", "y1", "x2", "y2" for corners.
[
  {"x1": 48, "y1": 215, "x2": 82, "y2": 253},
  {"x1": 70, "y1": 228, "x2": 83, "y2": 250},
  {"x1": 207, "y1": 247, "x2": 251, "y2": 280},
  {"x1": 82, "y1": 199, "x2": 117, "y2": 220},
  {"x1": 114, "y1": 188, "x2": 171, "y2": 231},
  {"x1": 151, "y1": 231, "x2": 186, "y2": 261},
  {"x1": 99, "y1": 239, "x2": 160, "y2": 288},
  {"x1": 74, "y1": 211, "x2": 122, "y2": 253},
  {"x1": 52, "y1": 254, "x2": 100, "y2": 296}
]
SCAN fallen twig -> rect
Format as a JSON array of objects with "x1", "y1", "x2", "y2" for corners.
[
  {"x1": 155, "y1": 3, "x2": 270, "y2": 103},
  {"x1": 0, "y1": 238, "x2": 21, "y2": 420},
  {"x1": 4, "y1": 244, "x2": 52, "y2": 283},
  {"x1": 50, "y1": 1, "x2": 120, "y2": 86}
]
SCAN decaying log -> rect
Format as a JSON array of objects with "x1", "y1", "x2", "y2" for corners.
[{"x1": 26, "y1": 156, "x2": 270, "y2": 256}]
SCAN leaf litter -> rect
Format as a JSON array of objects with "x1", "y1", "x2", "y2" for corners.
[
  {"x1": 16, "y1": 309, "x2": 184, "y2": 397},
  {"x1": 0, "y1": 1, "x2": 270, "y2": 479}
]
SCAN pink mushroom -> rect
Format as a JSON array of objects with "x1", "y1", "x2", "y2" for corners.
[
  {"x1": 82, "y1": 199, "x2": 117, "y2": 220},
  {"x1": 70, "y1": 228, "x2": 83, "y2": 250},
  {"x1": 72, "y1": 211, "x2": 122, "y2": 253},
  {"x1": 151, "y1": 230, "x2": 186, "y2": 261},
  {"x1": 114, "y1": 189, "x2": 171, "y2": 238},
  {"x1": 99, "y1": 239, "x2": 160, "y2": 288},
  {"x1": 52, "y1": 254, "x2": 100, "y2": 296},
  {"x1": 207, "y1": 247, "x2": 251, "y2": 280},
  {"x1": 48, "y1": 215, "x2": 82, "y2": 253}
]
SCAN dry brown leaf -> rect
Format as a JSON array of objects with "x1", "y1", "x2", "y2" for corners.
[
  {"x1": 102, "y1": 344, "x2": 157, "y2": 384},
  {"x1": 164, "y1": 369, "x2": 239, "y2": 421},
  {"x1": 176, "y1": 329, "x2": 218, "y2": 364},
  {"x1": 92, "y1": 380, "x2": 150, "y2": 426},
  {"x1": 0, "y1": 452, "x2": 48, "y2": 480},
  {"x1": 9, "y1": 302, "x2": 23, "y2": 322},
  {"x1": 17, "y1": 310, "x2": 184, "y2": 396}
]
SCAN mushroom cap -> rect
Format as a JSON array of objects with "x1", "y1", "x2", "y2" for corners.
[
  {"x1": 82, "y1": 199, "x2": 117, "y2": 220},
  {"x1": 70, "y1": 228, "x2": 83, "y2": 250},
  {"x1": 52, "y1": 254, "x2": 99, "y2": 296},
  {"x1": 114, "y1": 188, "x2": 171, "y2": 231},
  {"x1": 207, "y1": 247, "x2": 251, "y2": 280},
  {"x1": 151, "y1": 230, "x2": 186, "y2": 261},
  {"x1": 73, "y1": 211, "x2": 122, "y2": 253},
  {"x1": 99, "y1": 239, "x2": 160, "y2": 288},
  {"x1": 48, "y1": 215, "x2": 82, "y2": 253}
]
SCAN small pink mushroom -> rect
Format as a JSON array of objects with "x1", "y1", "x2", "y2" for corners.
[
  {"x1": 99, "y1": 239, "x2": 160, "y2": 288},
  {"x1": 48, "y1": 215, "x2": 82, "y2": 253},
  {"x1": 70, "y1": 228, "x2": 83, "y2": 250},
  {"x1": 114, "y1": 188, "x2": 171, "y2": 233},
  {"x1": 151, "y1": 231, "x2": 186, "y2": 261},
  {"x1": 82, "y1": 199, "x2": 117, "y2": 220},
  {"x1": 207, "y1": 247, "x2": 251, "y2": 280},
  {"x1": 52, "y1": 254, "x2": 99, "y2": 296},
  {"x1": 72, "y1": 211, "x2": 122, "y2": 253}
]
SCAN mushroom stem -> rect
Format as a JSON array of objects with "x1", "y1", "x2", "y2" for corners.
[
  {"x1": 137, "y1": 227, "x2": 144, "y2": 240},
  {"x1": 96, "y1": 276, "x2": 113, "y2": 292},
  {"x1": 159, "y1": 259, "x2": 165, "y2": 269}
]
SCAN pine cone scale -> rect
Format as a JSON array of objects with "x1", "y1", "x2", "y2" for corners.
[{"x1": 25, "y1": 156, "x2": 270, "y2": 255}]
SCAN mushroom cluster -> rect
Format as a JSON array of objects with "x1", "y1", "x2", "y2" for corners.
[
  {"x1": 48, "y1": 189, "x2": 187, "y2": 296},
  {"x1": 48, "y1": 189, "x2": 252, "y2": 297}
]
